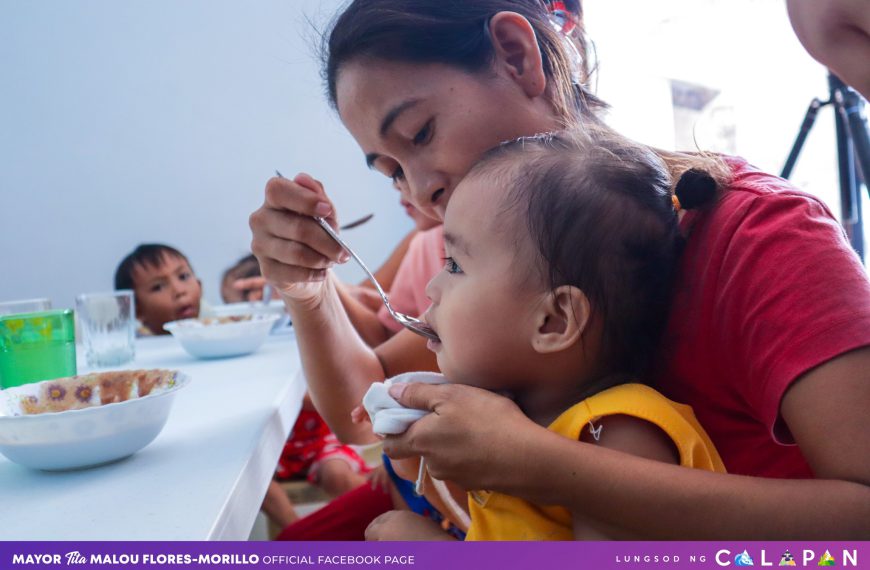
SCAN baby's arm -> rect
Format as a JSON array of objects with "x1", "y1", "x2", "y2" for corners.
[{"x1": 572, "y1": 414, "x2": 679, "y2": 540}]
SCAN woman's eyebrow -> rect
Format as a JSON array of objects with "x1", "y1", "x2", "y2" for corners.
[
  {"x1": 364, "y1": 99, "x2": 422, "y2": 169},
  {"x1": 379, "y1": 99, "x2": 420, "y2": 137}
]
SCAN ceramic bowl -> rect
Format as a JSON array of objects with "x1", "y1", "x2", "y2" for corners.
[
  {"x1": 163, "y1": 313, "x2": 280, "y2": 359},
  {"x1": 0, "y1": 369, "x2": 189, "y2": 470},
  {"x1": 206, "y1": 300, "x2": 291, "y2": 332}
]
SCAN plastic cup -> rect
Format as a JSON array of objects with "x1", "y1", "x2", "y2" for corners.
[
  {"x1": 0, "y1": 309, "x2": 77, "y2": 389},
  {"x1": 0, "y1": 298, "x2": 51, "y2": 316},
  {"x1": 75, "y1": 291, "x2": 135, "y2": 368}
]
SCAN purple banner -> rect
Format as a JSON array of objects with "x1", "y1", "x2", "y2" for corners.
[{"x1": 0, "y1": 542, "x2": 867, "y2": 570}]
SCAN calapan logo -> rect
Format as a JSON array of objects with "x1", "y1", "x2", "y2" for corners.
[
  {"x1": 818, "y1": 550, "x2": 836, "y2": 567},
  {"x1": 716, "y1": 549, "x2": 858, "y2": 567}
]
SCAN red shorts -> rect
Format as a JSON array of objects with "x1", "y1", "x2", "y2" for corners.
[{"x1": 276, "y1": 410, "x2": 369, "y2": 483}]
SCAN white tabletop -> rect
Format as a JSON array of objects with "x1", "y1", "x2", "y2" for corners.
[{"x1": 0, "y1": 333, "x2": 306, "y2": 540}]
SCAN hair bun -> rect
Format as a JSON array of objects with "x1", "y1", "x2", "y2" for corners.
[{"x1": 674, "y1": 168, "x2": 716, "y2": 210}]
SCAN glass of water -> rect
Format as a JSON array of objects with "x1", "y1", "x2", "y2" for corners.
[{"x1": 75, "y1": 290, "x2": 136, "y2": 367}]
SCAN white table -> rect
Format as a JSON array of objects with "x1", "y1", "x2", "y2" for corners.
[{"x1": 0, "y1": 333, "x2": 306, "y2": 540}]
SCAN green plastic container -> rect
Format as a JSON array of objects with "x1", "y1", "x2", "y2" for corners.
[{"x1": 0, "y1": 309, "x2": 77, "y2": 389}]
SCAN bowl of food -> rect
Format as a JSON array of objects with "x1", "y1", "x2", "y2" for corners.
[
  {"x1": 163, "y1": 313, "x2": 281, "y2": 359},
  {"x1": 0, "y1": 369, "x2": 188, "y2": 470},
  {"x1": 205, "y1": 300, "x2": 291, "y2": 332}
]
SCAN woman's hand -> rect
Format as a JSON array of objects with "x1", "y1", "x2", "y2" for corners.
[
  {"x1": 382, "y1": 382, "x2": 545, "y2": 492},
  {"x1": 365, "y1": 510, "x2": 456, "y2": 541},
  {"x1": 249, "y1": 173, "x2": 349, "y2": 306}
]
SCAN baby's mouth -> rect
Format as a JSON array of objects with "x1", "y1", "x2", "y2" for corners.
[{"x1": 421, "y1": 315, "x2": 441, "y2": 346}]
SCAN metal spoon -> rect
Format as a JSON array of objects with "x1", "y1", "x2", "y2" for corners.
[
  {"x1": 340, "y1": 213, "x2": 374, "y2": 230},
  {"x1": 275, "y1": 171, "x2": 439, "y2": 342}
]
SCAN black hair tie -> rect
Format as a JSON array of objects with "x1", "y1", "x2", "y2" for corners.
[{"x1": 674, "y1": 168, "x2": 716, "y2": 210}]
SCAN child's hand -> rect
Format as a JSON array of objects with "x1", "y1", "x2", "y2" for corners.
[
  {"x1": 232, "y1": 276, "x2": 280, "y2": 301},
  {"x1": 350, "y1": 404, "x2": 372, "y2": 425},
  {"x1": 365, "y1": 510, "x2": 457, "y2": 541},
  {"x1": 365, "y1": 465, "x2": 391, "y2": 493},
  {"x1": 249, "y1": 173, "x2": 349, "y2": 305}
]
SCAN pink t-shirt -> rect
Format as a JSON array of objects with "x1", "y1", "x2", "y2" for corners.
[{"x1": 378, "y1": 225, "x2": 445, "y2": 335}]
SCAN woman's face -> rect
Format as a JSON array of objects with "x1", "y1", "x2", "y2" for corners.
[{"x1": 336, "y1": 60, "x2": 558, "y2": 222}]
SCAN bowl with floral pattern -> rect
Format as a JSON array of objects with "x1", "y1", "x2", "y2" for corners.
[{"x1": 0, "y1": 369, "x2": 189, "y2": 470}]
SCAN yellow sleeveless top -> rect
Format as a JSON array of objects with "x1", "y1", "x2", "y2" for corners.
[{"x1": 464, "y1": 383, "x2": 726, "y2": 541}]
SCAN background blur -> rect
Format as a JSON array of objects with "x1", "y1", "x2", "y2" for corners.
[{"x1": 1, "y1": 0, "x2": 862, "y2": 310}]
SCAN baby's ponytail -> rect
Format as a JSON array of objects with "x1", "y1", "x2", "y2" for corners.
[{"x1": 672, "y1": 168, "x2": 718, "y2": 211}]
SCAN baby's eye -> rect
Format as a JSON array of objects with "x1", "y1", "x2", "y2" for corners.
[
  {"x1": 150, "y1": 284, "x2": 164, "y2": 293},
  {"x1": 443, "y1": 257, "x2": 463, "y2": 275},
  {"x1": 179, "y1": 272, "x2": 191, "y2": 281}
]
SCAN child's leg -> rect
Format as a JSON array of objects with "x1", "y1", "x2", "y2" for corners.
[
  {"x1": 314, "y1": 458, "x2": 368, "y2": 497},
  {"x1": 275, "y1": 483, "x2": 393, "y2": 541},
  {"x1": 261, "y1": 479, "x2": 299, "y2": 528}
]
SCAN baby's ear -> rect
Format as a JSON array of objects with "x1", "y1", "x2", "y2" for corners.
[{"x1": 531, "y1": 285, "x2": 590, "y2": 354}]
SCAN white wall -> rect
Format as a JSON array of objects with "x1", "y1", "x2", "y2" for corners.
[
  {"x1": 1, "y1": 0, "x2": 861, "y2": 312},
  {"x1": 0, "y1": 0, "x2": 413, "y2": 310}
]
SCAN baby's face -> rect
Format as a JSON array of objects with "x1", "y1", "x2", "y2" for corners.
[
  {"x1": 422, "y1": 176, "x2": 541, "y2": 390},
  {"x1": 131, "y1": 254, "x2": 202, "y2": 334}
]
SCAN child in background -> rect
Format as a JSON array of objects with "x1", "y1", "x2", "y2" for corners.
[
  {"x1": 368, "y1": 129, "x2": 726, "y2": 541},
  {"x1": 114, "y1": 243, "x2": 202, "y2": 336},
  {"x1": 261, "y1": 395, "x2": 372, "y2": 528},
  {"x1": 220, "y1": 254, "x2": 262, "y2": 304}
]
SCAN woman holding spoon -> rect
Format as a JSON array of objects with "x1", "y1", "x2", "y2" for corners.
[{"x1": 250, "y1": 0, "x2": 870, "y2": 539}]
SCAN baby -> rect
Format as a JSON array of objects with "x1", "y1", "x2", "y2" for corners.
[
  {"x1": 367, "y1": 128, "x2": 726, "y2": 540},
  {"x1": 114, "y1": 243, "x2": 202, "y2": 335}
]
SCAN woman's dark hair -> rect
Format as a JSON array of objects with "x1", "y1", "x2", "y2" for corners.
[
  {"x1": 472, "y1": 129, "x2": 715, "y2": 377},
  {"x1": 114, "y1": 244, "x2": 192, "y2": 291},
  {"x1": 322, "y1": 0, "x2": 604, "y2": 122}
]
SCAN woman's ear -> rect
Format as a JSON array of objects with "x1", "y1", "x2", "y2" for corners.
[
  {"x1": 488, "y1": 11, "x2": 547, "y2": 99},
  {"x1": 531, "y1": 285, "x2": 590, "y2": 354}
]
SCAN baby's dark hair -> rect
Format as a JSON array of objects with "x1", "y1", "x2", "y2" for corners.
[
  {"x1": 322, "y1": 0, "x2": 604, "y2": 122},
  {"x1": 474, "y1": 129, "x2": 715, "y2": 377},
  {"x1": 114, "y1": 244, "x2": 193, "y2": 291}
]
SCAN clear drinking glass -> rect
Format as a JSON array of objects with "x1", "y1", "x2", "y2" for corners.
[
  {"x1": 75, "y1": 290, "x2": 136, "y2": 367},
  {"x1": 0, "y1": 298, "x2": 52, "y2": 316}
]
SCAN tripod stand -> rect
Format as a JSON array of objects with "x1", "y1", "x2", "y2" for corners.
[{"x1": 781, "y1": 73, "x2": 870, "y2": 260}]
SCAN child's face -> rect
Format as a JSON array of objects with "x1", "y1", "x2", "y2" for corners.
[
  {"x1": 422, "y1": 176, "x2": 542, "y2": 390},
  {"x1": 131, "y1": 254, "x2": 202, "y2": 334}
]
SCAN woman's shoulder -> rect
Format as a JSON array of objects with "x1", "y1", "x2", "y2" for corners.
[
  {"x1": 683, "y1": 155, "x2": 841, "y2": 241},
  {"x1": 718, "y1": 155, "x2": 833, "y2": 211}
]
